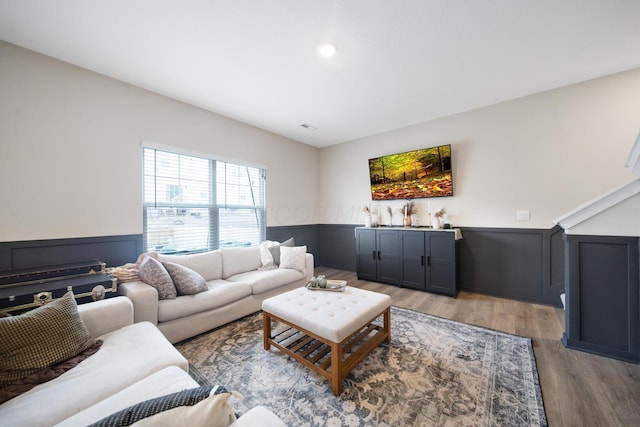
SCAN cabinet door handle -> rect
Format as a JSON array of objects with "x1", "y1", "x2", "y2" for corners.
[
  {"x1": 372, "y1": 250, "x2": 376, "y2": 260},
  {"x1": 421, "y1": 255, "x2": 424, "y2": 266},
  {"x1": 378, "y1": 251, "x2": 381, "y2": 260}
]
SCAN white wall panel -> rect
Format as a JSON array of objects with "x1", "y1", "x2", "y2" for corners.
[
  {"x1": 0, "y1": 42, "x2": 319, "y2": 241},
  {"x1": 320, "y1": 68, "x2": 640, "y2": 230}
]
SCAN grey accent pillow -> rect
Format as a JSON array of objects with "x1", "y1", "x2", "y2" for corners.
[
  {"x1": 0, "y1": 292, "x2": 96, "y2": 387},
  {"x1": 162, "y1": 262, "x2": 208, "y2": 295},
  {"x1": 138, "y1": 256, "x2": 177, "y2": 300},
  {"x1": 269, "y1": 237, "x2": 295, "y2": 266}
]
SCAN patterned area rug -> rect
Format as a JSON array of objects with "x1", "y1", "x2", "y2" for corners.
[{"x1": 175, "y1": 306, "x2": 547, "y2": 426}]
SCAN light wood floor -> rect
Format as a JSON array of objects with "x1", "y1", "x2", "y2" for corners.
[{"x1": 315, "y1": 267, "x2": 640, "y2": 427}]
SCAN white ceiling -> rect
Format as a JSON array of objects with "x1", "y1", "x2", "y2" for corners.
[{"x1": 1, "y1": 1, "x2": 639, "y2": 148}]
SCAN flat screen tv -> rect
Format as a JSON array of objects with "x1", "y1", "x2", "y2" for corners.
[{"x1": 369, "y1": 144, "x2": 453, "y2": 200}]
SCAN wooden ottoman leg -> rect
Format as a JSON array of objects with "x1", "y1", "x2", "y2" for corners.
[
  {"x1": 331, "y1": 340, "x2": 343, "y2": 396},
  {"x1": 263, "y1": 311, "x2": 272, "y2": 350},
  {"x1": 384, "y1": 306, "x2": 391, "y2": 343}
]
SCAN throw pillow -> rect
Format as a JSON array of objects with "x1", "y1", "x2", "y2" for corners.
[
  {"x1": 162, "y1": 262, "x2": 208, "y2": 295},
  {"x1": 279, "y1": 245, "x2": 307, "y2": 273},
  {"x1": 138, "y1": 256, "x2": 177, "y2": 300},
  {"x1": 259, "y1": 240, "x2": 278, "y2": 270},
  {"x1": 89, "y1": 385, "x2": 237, "y2": 427},
  {"x1": 0, "y1": 292, "x2": 97, "y2": 387},
  {"x1": 269, "y1": 237, "x2": 295, "y2": 266}
]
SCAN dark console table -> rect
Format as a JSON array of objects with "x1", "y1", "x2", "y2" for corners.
[{"x1": 355, "y1": 227, "x2": 461, "y2": 297}]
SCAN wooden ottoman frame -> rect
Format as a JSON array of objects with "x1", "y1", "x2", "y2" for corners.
[{"x1": 263, "y1": 306, "x2": 391, "y2": 396}]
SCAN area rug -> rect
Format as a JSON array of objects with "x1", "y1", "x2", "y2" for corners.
[{"x1": 175, "y1": 306, "x2": 547, "y2": 426}]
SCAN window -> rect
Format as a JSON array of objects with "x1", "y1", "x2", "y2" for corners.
[{"x1": 143, "y1": 147, "x2": 266, "y2": 254}]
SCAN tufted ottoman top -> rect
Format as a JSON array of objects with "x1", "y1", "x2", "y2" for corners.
[{"x1": 262, "y1": 286, "x2": 391, "y2": 343}]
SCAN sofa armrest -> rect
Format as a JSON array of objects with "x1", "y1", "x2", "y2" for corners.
[
  {"x1": 77, "y1": 296, "x2": 133, "y2": 338},
  {"x1": 118, "y1": 281, "x2": 159, "y2": 325},
  {"x1": 231, "y1": 406, "x2": 286, "y2": 427},
  {"x1": 305, "y1": 253, "x2": 314, "y2": 281}
]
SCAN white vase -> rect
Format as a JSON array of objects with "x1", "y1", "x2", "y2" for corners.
[
  {"x1": 432, "y1": 217, "x2": 441, "y2": 229},
  {"x1": 364, "y1": 215, "x2": 372, "y2": 227}
]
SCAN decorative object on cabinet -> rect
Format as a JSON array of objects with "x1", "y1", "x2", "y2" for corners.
[
  {"x1": 432, "y1": 208, "x2": 446, "y2": 230},
  {"x1": 402, "y1": 201, "x2": 416, "y2": 227},
  {"x1": 363, "y1": 205, "x2": 372, "y2": 227}
]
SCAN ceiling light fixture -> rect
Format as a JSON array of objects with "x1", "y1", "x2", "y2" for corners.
[
  {"x1": 300, "y1": 123, "x2": 318, "y2": 131},
  {"x1": 318, "y1": 42, "x2": 337, "y2": 58}
]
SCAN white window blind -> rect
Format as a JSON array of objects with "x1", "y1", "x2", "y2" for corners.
[{"x1": 143, "y1": 147, "x2": 266, "y2": 254}]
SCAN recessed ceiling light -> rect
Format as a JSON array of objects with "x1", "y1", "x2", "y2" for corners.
[{"x1": 318, "y1": 42, "x2": 337, "y2": 58}]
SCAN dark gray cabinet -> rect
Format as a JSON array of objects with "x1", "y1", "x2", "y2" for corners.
[
  {"x1": 356, "y1": 228, "x2": 377, "y2": 281},
  {"x1": 356, "y1": 228, "x2": 401, "y2": 285},
  {"x1": 400, "y1": 231, "x2": 426, "y2": 290},
  {"x1": 356, "y1": 227, "x2": 459, "y2": 297},
  {"x1": 426, "y1": 231, "x2": 459, "y2": 296}
]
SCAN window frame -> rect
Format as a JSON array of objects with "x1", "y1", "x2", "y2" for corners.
[{"x1": 142, "y1": 144, "x2": 266, "y2": 254}]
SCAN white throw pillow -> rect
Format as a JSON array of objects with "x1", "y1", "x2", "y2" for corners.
[
  {"x1": 259, "y1": 241, "x2": 278, "y2": 270},
  {"x1": 279, "y1": 245, "x2": 307, "y2": 273},
  {"x1": 269, "y1": 237, "x2": 294, "y2": 266}
]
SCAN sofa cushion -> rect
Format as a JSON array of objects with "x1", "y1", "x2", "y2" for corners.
[
  {"x1": 0, "y1": 322, "x2": 188, "y2": 427},
  {"x1": 230, "y1": 406, "x2": 287, "y2": 427},
  {"x1": 220, "y1": 246, "x2": 261, "y2": 279},
  {"x1": 89, "y1": 385, "x2": 235, "y2": 427},
  {"x1": 0, "y1": 340, "x2": 102, "y2": 405},
  {"x1": 57, "y1": 366, "x2": 199, "y2": 427},
  {"x1": 162, "y1": 262, "x2": 208, "y2": 295},
  {"x1": 157, "y1": 281, "x2": 253, "y2": 323},
  {"x1": 279, "y1": 245, "x2": 307, "y2": 274},
  {"x1": 0, "y1": 292, "x2": 96, "y2": 388},
  {"x1": 138, "y1": 257, "x2": 177, "y2": 300},
  {"x1": 159, "y1": 250, "x2": 223, "y2": 282},
  {"x1": 227, "y1": 268, "x2": 305, "y2": 295}
]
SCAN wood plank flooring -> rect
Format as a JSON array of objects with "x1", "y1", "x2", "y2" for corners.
[{"x1": 315, "y1": 267, "x2": 640, "y2": 427}]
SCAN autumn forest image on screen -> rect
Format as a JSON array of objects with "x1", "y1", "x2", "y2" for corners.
[{"x1": 369, "y1": 145, "x2": 453, "y2": 200}]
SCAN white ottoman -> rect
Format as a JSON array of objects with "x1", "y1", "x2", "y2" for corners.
[{"x1": 262, "y1": 286, "x2": 391, "y2": 395}]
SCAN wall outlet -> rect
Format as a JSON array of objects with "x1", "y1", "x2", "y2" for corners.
[{"x1": 516, "y1": 210, "x2": 530, "y2": 221}]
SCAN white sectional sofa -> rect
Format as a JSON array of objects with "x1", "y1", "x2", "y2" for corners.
[
  {"x1": 118, "y1": 244, "x2": 314, "y2": 343},
  {"x1": 0, "y1": 296, "x2": 285, "y2": 427}
]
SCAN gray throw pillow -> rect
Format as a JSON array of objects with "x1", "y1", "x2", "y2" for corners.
[
  {"x1": 162, "y1": 262, "x2": 208, "y2": 295},
  {"x1": 138, "y1": 256, "x2": 177, "y2": 300},
  {"x1": 269, "y1": 237, "x2": 295, "y2": 266}
]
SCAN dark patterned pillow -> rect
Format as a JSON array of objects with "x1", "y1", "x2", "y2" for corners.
[
  {"x1": 0, "y1": 292, "x2": 96, "y2": 387},
  {"x1": 162, "y1": 262, "x2": 208, "y2": 295},
  {"x1": 138, "y1": 256, "x2": 177, "y2": 300},
  {"x1": 269, "y1": 237, "x2": 295, "y2": 266},
  {"x1": 89, "y1": 385, "x2": 235, "y2": 427}
]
